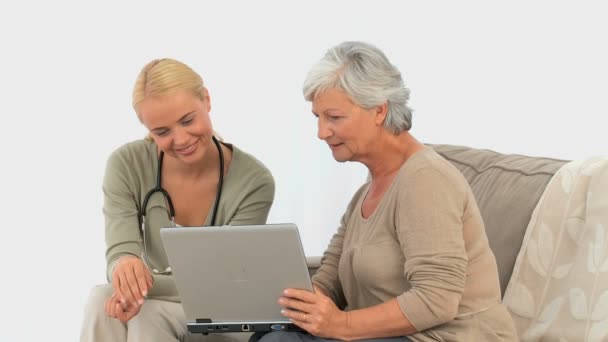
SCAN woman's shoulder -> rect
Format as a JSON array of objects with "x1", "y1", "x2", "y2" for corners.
[
  {"x1": 229, "y1": 144, "x2": 274, "y2": 181},
  {"x1": 106, "y1": 139, "x2": 156, "y2": 169},
  {"x1": 221, "y1": 144, "x2": 275, "y2": 204},
  {"x1": 398, "y1": 146, "x2": 469, "y2": 192}
]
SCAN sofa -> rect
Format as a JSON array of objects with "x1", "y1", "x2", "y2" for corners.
[{"x1": 190, "y1": 144, "x2": 607, "y2": 342}]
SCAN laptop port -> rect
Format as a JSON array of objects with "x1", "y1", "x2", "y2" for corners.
[
  {"x1": 270, "y1": 324, "x2": 286, "y2": 331},
  {"x1": 221, "y1": 325, "x2": 229, "y2": 330},
  {"x1": 242, "y1": 324, "x2": 250, "y2": 331}
]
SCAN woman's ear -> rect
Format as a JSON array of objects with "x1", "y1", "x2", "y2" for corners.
[
  {"x1": 202, "y1": 88, "x2": 212, "y2": 112},
  {"x1": 374, "y1": 102, "x2": 388, "y2": 126}
]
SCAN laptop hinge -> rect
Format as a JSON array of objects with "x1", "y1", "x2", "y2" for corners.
[{"x1": 195, "y1": 318, "x2": 212, "y2": 323}]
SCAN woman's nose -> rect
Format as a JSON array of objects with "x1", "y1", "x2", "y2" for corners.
[
  {"x1": 173, "y1": 126, "x2": 190, "y2": 145},
  {"x1": 317, "y1": 119, "x2": 332, "y2": 140}
]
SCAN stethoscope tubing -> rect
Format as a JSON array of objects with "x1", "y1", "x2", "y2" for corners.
[{"x1": 139, "y1": 136, "x2": 224, "y2": 274}]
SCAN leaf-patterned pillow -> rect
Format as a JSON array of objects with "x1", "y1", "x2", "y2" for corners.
[{"x1": 503, "y1": 157, "x2": 608, "y2": 341}]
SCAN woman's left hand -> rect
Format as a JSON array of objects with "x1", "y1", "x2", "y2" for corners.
[
  {"x1": 279, "y1": 285, "x2": 347, "y2": 339},
  {"x1": 105, "y1": 292, "x2": 141, "y2": 323}
]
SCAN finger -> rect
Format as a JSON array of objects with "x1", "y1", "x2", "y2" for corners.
[
  {"x1": 117, "y1": 302, "x2": 140, "y2": 323},
  {"x1": 126, "y1": 302, "x2": 140, "y2": 318},
  {"x1": 108, "y1": 294, "x2": 122, "y2": 318},
  {"x1": 119, "y1": 271, "x2": 138, "y2": 307},
  {"x1": 124, "y1": 267, "x2": 145, "y2": 305},
  {"x1": 146, "y1": 269, "x2": 154, "y2": 290},
  {"x1": 112, "y1": 273, "x2": 126, "y2": 304},
  {"x1": 115, "y1": 303, "x2": 126, "y2": 322},
  {"x1": 283, "y1": 288, "x2": 317, "y2": 303},
  {"x1": 133, "y1": 263, "x2": 150, "y2": 297},
  {"x1": 110, "y1": 298, "x2": 119, "y2": 318},
  {"x1": 281, "y1": 308, "x2": 310, "y2": 323},
  {"x1": 278, "y1": 296, "x2": 315, "y2": 315}
]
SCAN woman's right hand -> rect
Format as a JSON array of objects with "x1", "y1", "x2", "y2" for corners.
[{"x1": 111, "y1": 255, "x2": 154, "y2": 308}]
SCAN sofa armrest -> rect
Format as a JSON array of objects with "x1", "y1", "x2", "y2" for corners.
[{"x1": 306, "y1": 256, "x2": 321, "y2": 276}]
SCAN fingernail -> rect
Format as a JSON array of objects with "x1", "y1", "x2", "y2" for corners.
[
  {"x1": 281, "y1": 309, "x2": 286, "y2": 314},
  {"x1": 120, "y1": 298, "x2": 125, "y2": 304},
  {"x1": 138, "y1": 299, "x2": 144, "y2": 305},
  {"x1": 142, "y1": 290, "x2": 147, "y2": 297},
  {"x1": 283, "y1": 289, "x2": 289, "y2": 295}
]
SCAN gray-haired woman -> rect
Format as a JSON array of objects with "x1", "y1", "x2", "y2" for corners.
[{"x1": 255, "y1": 41, "x2": 517, "y2": 342}]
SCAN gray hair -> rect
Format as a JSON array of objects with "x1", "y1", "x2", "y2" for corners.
[{"x1": 302, "y1": 41, "x2": 413, "y2": 133}]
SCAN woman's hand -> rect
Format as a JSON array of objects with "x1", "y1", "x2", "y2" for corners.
[
  {"x1": 279, "y1": 285, "x2": 348, "y2": 339},
  {"x1": 105, "y1": 292, "x2": 141, "y2": 323},
  {"x1": 111, "y1": 255, "x2": 154, "y2": 308}
]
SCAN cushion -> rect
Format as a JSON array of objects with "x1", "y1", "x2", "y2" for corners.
[
  {"x1": 502, "y1": 157, "x2": 608, "y2": 340},
  {"x1": 430, "y1": 144, "x2": 567, "y2": 296}
]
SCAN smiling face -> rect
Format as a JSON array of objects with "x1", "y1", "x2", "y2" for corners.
[
  {"x1": 311, "y1": 88, "x2": 386, "y2": 163},
  {"x1": 137, "y1": 89, "x2": 213, "y2": 165}
]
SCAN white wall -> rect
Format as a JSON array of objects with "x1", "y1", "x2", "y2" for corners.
[{"x1": 1, "y1": 1, "x2": 606, "y2": 341}]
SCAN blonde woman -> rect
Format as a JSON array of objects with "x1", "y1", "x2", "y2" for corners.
[{"x1": 81, "y1": 58, "x2": 275, "y2": 341}]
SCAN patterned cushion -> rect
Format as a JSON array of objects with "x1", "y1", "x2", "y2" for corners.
[
  {"x1": 430, "y1": 144, "x2": 567, "y2": 296},
  {"x1": 502, "y1": 157, "x2": 608, "y2": 340}
]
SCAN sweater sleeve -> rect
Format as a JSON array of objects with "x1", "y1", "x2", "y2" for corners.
[
  {"x1": 227, "y1": 172, "x2": 275, "y2": 226},
  {"x1": 311, "y1": 219, "x2": 347, "y2": 309},
  {"x1": 312, "y1": 188, "x2": 363, "y2": 309},
  {"x1": 103, "y1": 149, "x2": 143, "y2": 282},
  {"x1": 395, "y1": 168, "x2": 468, "y2": 331}
]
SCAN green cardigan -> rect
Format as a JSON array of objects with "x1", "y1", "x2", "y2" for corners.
[{"x1": 102, "y1": 139, "x2": 275, "y2": 302}]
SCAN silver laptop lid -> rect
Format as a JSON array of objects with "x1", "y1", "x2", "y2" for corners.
[{"x1": 160, "y1": 224, "x2": 313, "y2": 323}]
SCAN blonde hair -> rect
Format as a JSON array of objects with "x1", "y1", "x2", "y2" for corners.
[{"x1": 132, "y1": 58, "x2": 206, "y2": 119}]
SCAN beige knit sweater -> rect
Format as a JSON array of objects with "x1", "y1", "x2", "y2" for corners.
[{"x1": 312, "y1": 147, "x2": 517, "y2": 341}]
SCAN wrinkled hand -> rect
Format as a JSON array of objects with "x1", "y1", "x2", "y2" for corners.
[
  {"x1": 111, "y1": 255, "x2": 154, "y2": 308},
  {"x1": 105, "y1": 292, "x2": 141, "y2": 323},
  {"x1": 279, "y1": 285, "x2": 347, "y2": 339}
]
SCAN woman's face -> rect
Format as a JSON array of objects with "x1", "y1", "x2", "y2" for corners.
[
  {"x1": 311, "y1": 88, "x2": 382, "y2": 163},
  {"x1": 138, "y1": 89, "x2": 213, "y2": 165}
]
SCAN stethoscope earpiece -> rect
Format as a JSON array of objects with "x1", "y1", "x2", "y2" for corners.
[{"x1": 152, "y1": 267, "x2": 172, "y2": 274}]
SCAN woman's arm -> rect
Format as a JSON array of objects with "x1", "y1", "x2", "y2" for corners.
[
  {"x1": 344, "y1": 298, "x2": 417, "y2": 340},
  {"x1": 225, "y1": 172, "x2": 275, "y2": 225},
  {"x1": 280, "y1": 289, "x2": 416, "y2": 340},
  {"x1": 282, "y1": 168, "x2": 468, "y2": 339},
  {"x1": 395, "y1": 168, "x2": 468, "y2": 331},
  {"x1": 311, "y1": 186, "x2": 364, "y2": 309},
  {"x1": 103, "y1": 147, "x2": 152, "y2": 308},
  {"x1": 311, "y1": 219, "x2": 347, "y2": 309},
  {"x1": 103, "y1": 148, "x2": 144, "y2": 278}
]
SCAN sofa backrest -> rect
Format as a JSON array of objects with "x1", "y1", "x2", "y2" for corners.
[{"x1": 429, "y1": 144, "x2": 568, "y2": 296}]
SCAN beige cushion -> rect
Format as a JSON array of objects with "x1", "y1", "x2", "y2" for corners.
[
  {"x1": 430, "y1": 144, "x2": 567, "y2": 296},
  {"x1": 503, "y1": 157, "x2": 608, "y2": 340}
]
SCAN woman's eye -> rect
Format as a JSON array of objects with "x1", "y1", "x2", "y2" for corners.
[
  {"x1": 182, "y1": 118, "x2": 193, "y2": 125},
  {"x1": 329, "y1": 116, "x2": 341, "y2": 120},
  {"x1": 156, "y1": 130, "x2": 169, "y2": 137}
]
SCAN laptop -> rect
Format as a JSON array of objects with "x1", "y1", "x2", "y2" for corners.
[{"x1": 160, "y1": 223, "x2": 313, "y2": 334}]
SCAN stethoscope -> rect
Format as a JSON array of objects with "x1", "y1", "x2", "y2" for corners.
[{"x1": 139, "y1": 136, "x2": 224, "y2": 274}]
